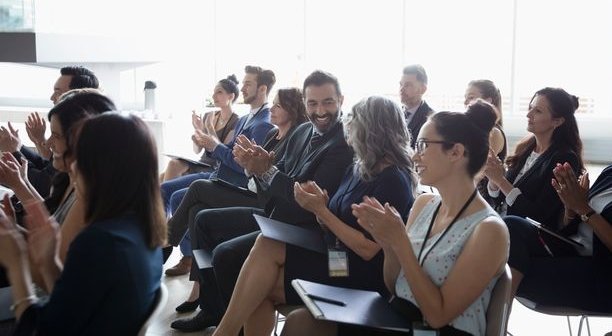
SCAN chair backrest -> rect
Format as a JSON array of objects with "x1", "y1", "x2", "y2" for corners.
[
  {"x1": 485, "y1": 264, "x2": 513, "y2": 336},
  {"x1": 137, "y1": 283, "x2": 168, "y2": 336}
]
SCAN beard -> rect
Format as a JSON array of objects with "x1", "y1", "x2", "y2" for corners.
[{"x1": 309, "y1": 110, "x2": 340, "y2": 133}]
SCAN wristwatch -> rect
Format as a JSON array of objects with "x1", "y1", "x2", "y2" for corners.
[{"x1": 580, "y1": 209, "x2": 596, "y2": 223}]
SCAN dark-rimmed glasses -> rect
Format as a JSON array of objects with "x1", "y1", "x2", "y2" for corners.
[{"x1": 415, "y1": 139, "x2": 454, "y2": 155}]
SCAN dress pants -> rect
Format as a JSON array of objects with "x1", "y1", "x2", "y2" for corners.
[
  {"x1": 191, "y1": 207, "x2": 264, "y2": 317},
  {"x1": 161, "y1": 172, "x2": 211, "y2": 215},
  {"x1": 167, "y1": 179, "x2": 259, "y2": 246}
]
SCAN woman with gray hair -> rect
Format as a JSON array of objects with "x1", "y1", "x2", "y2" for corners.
[{"x1": 212, "y1": 96, "x2": 417, "y2": 336}]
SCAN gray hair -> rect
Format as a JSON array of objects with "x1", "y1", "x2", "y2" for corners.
[{"x1": 345, "y1": 96, "x2": 417, "y2": 193}]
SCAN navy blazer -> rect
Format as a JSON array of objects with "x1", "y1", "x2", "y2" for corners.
[
  {"x1": 210, "y1": 105, "x2": 274, "y2": 187},
  {"x1": 263, "y1": 121, "x2": 354, "y2": 228},
  {"x1": 407, "y1": 100, "x2": 434, "y2": 148},
  {"x1": 502, "y1": 144, "x2": 581, "y2": 231}
]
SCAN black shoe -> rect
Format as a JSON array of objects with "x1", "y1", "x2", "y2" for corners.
[
  {"x1": 175, "y1": 299, "x2": 199, "y2": 313},
  {"x1": 162, "y1": 246, "x2": 173, "y2": 264},
  {"x1": 170, "y1": 310, "x2": 220, "y2": 332}
]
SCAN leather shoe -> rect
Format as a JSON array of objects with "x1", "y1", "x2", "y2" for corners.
[
  {"x1": 165, "y1": 256, "x2": 192, "y2": 276},
  {"x1": 175, "y1": 298, "x2": 199, "y2": 313},
  {"x1": 171, "y1": 310, "x2": 220, "y2": 332}
]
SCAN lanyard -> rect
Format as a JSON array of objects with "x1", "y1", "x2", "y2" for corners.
[{"x1": 417, "y1": 189, "x2": 478, "y2": 266}]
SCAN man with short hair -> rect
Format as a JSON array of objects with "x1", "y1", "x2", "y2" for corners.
[
  {"x1": 400, "y1": 64, "x2": 434, "y2": 147},
  {"x1": 0, "y1": 66, "x2": 100, "y2": 196},
  {"x1": 170, "y1": 70, "x2": 353, "y2": 332}
]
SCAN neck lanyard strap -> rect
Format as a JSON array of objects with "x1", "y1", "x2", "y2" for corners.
[{"x1": 417, "y1": 189, "x2": 478, "y2": 266}]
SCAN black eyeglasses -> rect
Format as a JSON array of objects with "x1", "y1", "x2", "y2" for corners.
[{"x1": 415, "y1": 139, "x2": 454, "y2": 155}]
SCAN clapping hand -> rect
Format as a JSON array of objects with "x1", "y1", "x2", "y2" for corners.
[
  {"x1": 0, "y1": 122, "x2": 22, "y2": 153},
  {"x1": 22, "y1": 200, "x2": 60, "y2": 271},
  {"x1": 294, "y1": 181, "x2": 329, "y2": 215},
  {"x1": 25, "y1": 112, "x2": 47, "y2": 147},
  {"x1": 193, "y1": 129, "x2": 220, "y2": 152},
  {"x1": 191, "y1": 110, "x2": 204, "y2": 131},
  {"x1": 552, "y1": 162, "x2": 590, "y2": 215},
  {"x1": 0, "y1": 195, "x2": 27, "y2": 268},
  {"x1": 352, "y1": 196, "x2": 405, "y2": 248},
  {"x1": 0, "y1": 152, "x2": 28, "y2": 189},
  {"x1": 232, "y1": 135, "x2": 274, "y2": 175},
  {"x1": 483, "y1": 149, "x2": 506, "y2": 185}
]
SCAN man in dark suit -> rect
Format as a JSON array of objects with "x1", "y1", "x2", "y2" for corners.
[
  {"x1": 400, "y1": 64, "x2": 434, "y2": 148},
  {"x1": 170, "y1": 70, "x2": 353, "y2": 332}
]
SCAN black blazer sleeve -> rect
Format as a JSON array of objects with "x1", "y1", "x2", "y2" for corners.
[{"x1": 508, "y1": 149, "x2": 581, "y2": 230}]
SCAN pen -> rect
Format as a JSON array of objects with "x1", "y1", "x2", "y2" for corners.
[
  {"x1": 307, "y1": 294, "x2": 346, "y2": 306},
  {"x1": 536, "y1": 231, "x2": 554, "y2": 257}
]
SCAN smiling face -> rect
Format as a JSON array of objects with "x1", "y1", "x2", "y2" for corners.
[
  {"x1": 526, "y1": 94, "x2": 564, "y2": 136},
  {"x1": 412, "y1": 121, "x2": 454, "y2": 186},
  {"x1": 47, "y1": 115, "x2": 71, "y2": 172},
  {"x1": 304, "y1": 83, "x2": 343, "y2": 133}
]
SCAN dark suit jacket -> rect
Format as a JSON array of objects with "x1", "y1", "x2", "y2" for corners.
[
  {"x1": 407, "y1": 100, "x2": 434, "y2": 148},
  {"x1": 210, "y1": 105, "x2": 274, "y2": 187},
  {"x1": 261, "y1": 121, "x2": 354, "y2": 228},
  {"x1": 502, "y1": 144, "x2": 581, "y2": 230}
]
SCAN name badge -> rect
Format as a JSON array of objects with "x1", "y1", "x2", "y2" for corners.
[{"x1": 328, "y1": 250, "x2": 349, "y2": 277}]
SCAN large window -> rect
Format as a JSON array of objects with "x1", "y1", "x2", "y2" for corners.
[{"x1": 1, "y1": 0, "x2": 611, "y2": 161}]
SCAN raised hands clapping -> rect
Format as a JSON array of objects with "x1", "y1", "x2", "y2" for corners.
[
  {"x1": 232, "y1": 135, "x2": 274, "y2": 175},
  {"x1": 351, "y1": 196, "x2": 406, "y2": 248}
]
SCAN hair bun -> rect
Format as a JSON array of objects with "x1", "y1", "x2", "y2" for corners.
[
  {"x1": 570, "y1": 94, "x2": 580, "y2": 111},
  {"x1": 227, "y1": 74, "x2": 238, "y2": 85},
  {"x1": 466, "y1": 100, "x2": 496, "y2": 133}
]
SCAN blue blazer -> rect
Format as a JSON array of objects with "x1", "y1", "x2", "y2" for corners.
[{"x1": 210, "y1": 105, "x2": 274, "y2": 187}]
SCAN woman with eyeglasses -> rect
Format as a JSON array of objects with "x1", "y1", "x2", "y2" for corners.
[{"x1": 315, "y1": 101, "x2": 509, "y2": 336}]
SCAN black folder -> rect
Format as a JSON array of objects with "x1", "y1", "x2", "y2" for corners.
[
  {"x1": 291, "y1": 279, "x2": 412, "y2": 333},
  {"x1": 192, "y1": 249, "x2": 212, "y2": 269},
  {"x1": 525, "y1": 217, "x2": 584, "y2": 248},
  {"x1": 252, "y1": 214, "x2": 327, "y2": 253},
  {"x1": 211, "y1": 178, "x2": 257, "y2": 197},
  {"x1": 164, "y1": 153, "x2": 211, "y2": 168}
]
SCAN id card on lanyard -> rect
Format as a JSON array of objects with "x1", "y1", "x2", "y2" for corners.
[{"x1": 328, "y1": 239, "x2": 349, "y2": 277}]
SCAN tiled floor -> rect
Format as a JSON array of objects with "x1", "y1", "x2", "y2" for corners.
[{"x1": 147, "y1": 164, "x2": 612, "y2": 336}]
